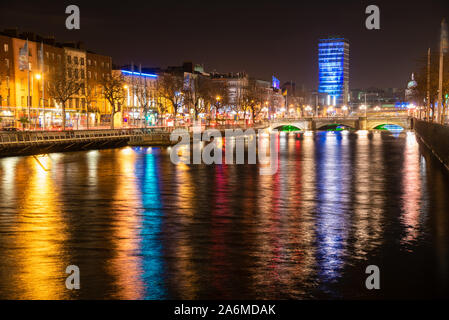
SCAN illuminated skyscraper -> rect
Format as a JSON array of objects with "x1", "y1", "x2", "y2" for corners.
[{"x1": 318, "y1": 38, "x2": 349, "y2": 106}]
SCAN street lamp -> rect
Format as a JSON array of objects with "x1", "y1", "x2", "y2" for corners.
[
  {"x1": 408, "y1": 103, "x2": 416, "y2": 117},
  {"x1": 35, "y1": 73, "x2": 42, "y2": 130},
  {"x1": 31, "y1": 73, "x2": 43, "y2": 129},
  {"x1": 264, "y1": 101, "x2": 269, "y2": 120},
  {"x1": 123, "y1": 85, "x2": 130, "y2": 126},
  {"x1": 215, "y1": 96, "x2": 221, "y2": 123},
  {"x1": 305, "y1": 105, "x2": 312, "y2": 116},
  {"x1": 360, "y1": 104, "x2": 367, "y2": 117}
]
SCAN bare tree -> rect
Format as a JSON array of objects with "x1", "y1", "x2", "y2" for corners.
[
  {"x1": 414, "y1": 54, "x2": 449, "y2": 120},
  {"x1": 135, "y1": 78, "x2": 154, "y2": 128},
  {"x1": 241, "y1": 79, "x2": 267, "y2": 123},
  {"x1": 47, "y1": 68, "x2": 82, "y2": 130},
  {"x1": 184, "y1": 75, "x2": 211, "y2": 121},
  {"x1": 157, "y1": 74, "x2": 184, "y2": 122},
  {"x1": 81, "y1": 83, "x2": 98, "y2": 130},
  {"x1": 101, "y1": 73, "x2": 125, "y2": 129},
  {"x1": 155, "y1": 95, "x2": 170, "y2": 116},
  {"x1": 208, "y1": 81, "x2": 230, "y2": 123}
]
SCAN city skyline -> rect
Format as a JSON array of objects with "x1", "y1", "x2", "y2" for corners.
[{"x1": 0, "y1": 0, "x2": 448, "y2": 91}]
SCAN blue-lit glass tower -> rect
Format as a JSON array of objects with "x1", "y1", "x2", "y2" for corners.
[{"x1": 318, "y1": 38, "x2": 349, "y2": 106}]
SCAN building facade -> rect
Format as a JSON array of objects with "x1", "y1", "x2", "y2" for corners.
[
  {"x1": 114, "y1": 67, "x2": 158, "y2": 127},
  {"x1": 318, "y1": 38, "x2": 349, "y2": 106},
  {"x1": 0, "y1": 34, "x2": 14, "y2": 125},
  {"x1": 86, "y1": 52, "x2": 112, "y2": 117},
  {"x1": 0, "y1": 29, "x2": 112, "y2": 129}
]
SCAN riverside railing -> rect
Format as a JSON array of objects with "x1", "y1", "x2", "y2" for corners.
[{"x1": 0, "y1": 128, "x2": 176, "y2": 145}]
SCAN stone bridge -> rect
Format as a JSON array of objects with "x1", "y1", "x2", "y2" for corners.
[{"x1": 269, "y1": 116, "x2": 412, "y2": 131}]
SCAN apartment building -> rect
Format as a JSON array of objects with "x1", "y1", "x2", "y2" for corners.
[{"x1": 0, "y1": 29, "x2": 112, "y2": 128}]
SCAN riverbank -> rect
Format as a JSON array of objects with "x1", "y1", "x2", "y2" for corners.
[
  {"x1": 0, "y1": 126, "x2": 264, "y2": 157},
  {"x1": 0, "y1": 129, "x2": 171, "y2": 157},
  {"x1": 414, "y1": 119, "x2": 449, "y2": 171}
]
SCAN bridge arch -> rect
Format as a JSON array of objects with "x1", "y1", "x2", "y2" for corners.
[
  {"x1": 270, "y1": 122, "x2": 307, "y2": 131},
  {"x1": 372, "y1": 123, "x2": 404, "y2": 131},
  {"x1": 273, "y1": 124, "x2": 302, "y2": 131},
  {"x1": 368, "y1": 121, "x2": 407, "y2": 130},
  {"x1": 317, "y1": 123, "x2": 355, "y2": 131}
]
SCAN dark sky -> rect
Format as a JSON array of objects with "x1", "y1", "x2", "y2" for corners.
[{"x1": 1, "y1": 0, "x2": 448, "y2": 90}]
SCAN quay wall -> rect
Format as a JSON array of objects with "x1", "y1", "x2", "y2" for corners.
[
  {"x1": 414, "y1": 119, "x2": 449, "y2": 170},
  {"x1": 0, "y1": 125, "x2": 261, "y2": 158},
  {"x1": 0, "y1": 129, "x2": 172, "y2": 158}
]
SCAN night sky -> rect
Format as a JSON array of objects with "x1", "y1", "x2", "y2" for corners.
[{"x1": 1, "y1": 0, "x2": 448, "y2": 90}]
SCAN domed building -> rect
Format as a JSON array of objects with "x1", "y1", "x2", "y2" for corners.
[{"x1": 405, "y1": 73, "x2": 418, "y2": 103}]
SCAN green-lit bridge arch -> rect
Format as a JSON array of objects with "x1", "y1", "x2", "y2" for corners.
[
  {"x1": 317, "y1": 123, "x2": 354, "y2": 131},
  {"x1": 273, "y1": 124, "x2": 302, "y2": 131},
  {"x1": 268, "y1": 116, "x2": 412, "y2": 131}
]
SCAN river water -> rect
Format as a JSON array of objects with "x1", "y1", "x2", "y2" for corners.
[{"x1": 0, "y1": 130, "x2": 448, "y2": 299}]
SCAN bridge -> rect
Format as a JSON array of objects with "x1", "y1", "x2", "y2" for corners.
[
  {"x1": 0, "y1": 128, "x2": 175, "y2": 157},
  {"x1": 0, "y1": 124, "x2": 259, "y2": 157},
  {"x1": 269, "y1": 116, "x2": 412, "y2": 131},
  {"x1": 0, "y1": 117, "x2": 414, "y2": 157}
]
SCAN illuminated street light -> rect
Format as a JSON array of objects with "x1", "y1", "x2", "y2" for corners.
[
  {"x1": 360, "y1": 104, "x2": 367, "y2": 117},
  {"x1": 35, "y1": 73, "x2": 41, "y2": 80}
]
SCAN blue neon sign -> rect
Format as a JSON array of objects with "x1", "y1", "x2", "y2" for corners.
[{"x1": 121, "y1": 70, "x2": 158, "y2": 78}]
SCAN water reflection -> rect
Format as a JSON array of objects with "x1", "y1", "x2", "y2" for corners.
[
  {"x1": 1, "y1": 156, "x2": 68, "y2": 299},
  {"x1": 352, "y1": 131, "x2": 384, "y2": 258},
  {"x1": 314, "y1": 132, "x2": 350, "y2": 289},
  {"x1": 400, "y1": 132, "x2": 424, "y2": 245},
  {"x1": 137, "y1": 150, "x2": 166, "y2": 299},
  {"x1": 108, "y1": 147, "x2": 144, "y2": 299},
  {"x1": 0, "y1": 131, "x2": 449, "y2": 299}
]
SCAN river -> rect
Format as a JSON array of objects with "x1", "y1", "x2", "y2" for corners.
[{"x1": 0, "y1": 130, "x2": 448, "y2": 299}]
